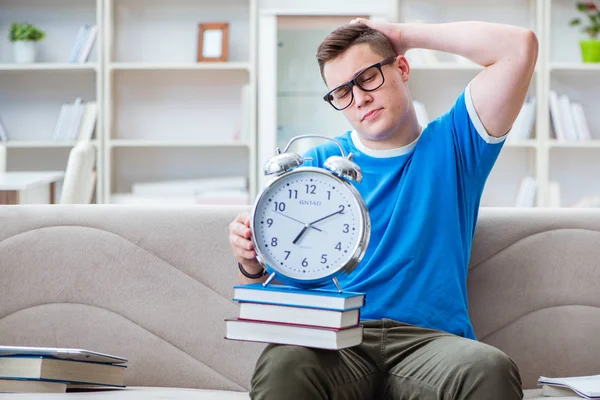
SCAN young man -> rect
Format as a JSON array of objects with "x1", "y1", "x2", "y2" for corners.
[{"x1": 229, "y1": 19, "x2": 537, "y2": 399}]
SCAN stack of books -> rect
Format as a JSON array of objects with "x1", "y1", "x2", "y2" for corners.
[
  {"x1": 0, "y1": 346, "x2": 127, "y2": 394},
  {"x1": 225, "y1": 283, "x2": 365, "y2": 350}
]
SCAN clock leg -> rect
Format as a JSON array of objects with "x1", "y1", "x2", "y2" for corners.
[
  {"x1": 332, "y1": 276, "x2": 342, "y2": 293},
  {"x1": 262, "y1": 272, "x2": 277, "y2": 287}
]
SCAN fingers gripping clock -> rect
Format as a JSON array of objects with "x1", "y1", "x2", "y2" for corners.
[{"x1": 251, "y1": 135, "x2": 371, "y2": 292}]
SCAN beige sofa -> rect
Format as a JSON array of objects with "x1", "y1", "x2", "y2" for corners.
[{"x1": 1, "y1": 205, "x2": 599, "y2": 399}]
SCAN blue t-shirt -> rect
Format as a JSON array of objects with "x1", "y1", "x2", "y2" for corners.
[{"x1": 303, "y1": 83, "x2": 506, "y2": 339}]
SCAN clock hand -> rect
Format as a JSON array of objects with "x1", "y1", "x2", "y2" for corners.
[
  {"x1": 292, "y1": 225, "x2": 309, "y2": 244},
  {"x1": 309, "y1": 209, "x2": 344, "y2": 226},
  {"x1": 274, "y1": 211, "x2": 322, "y2": 232}
]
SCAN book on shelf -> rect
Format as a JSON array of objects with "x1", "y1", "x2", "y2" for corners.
[
  {"x1": 507, "y1": 95, "x2": 536, "y2": 142},
  {"x1": 549, "y1": 90, "x2": 592, "y2": 142},
  {"x1": 69, "y1": 24, "x2": 98, "y2": 64},
  {"x1": 232, "y1": 283, "x2": 365, "y2": 311},
  {"x1": 227, "y1": 283, "x2": 366, "y2": 350},
  {"x1": 52, "y1": 98, "x2": 97, "y2": 142},
  {"x1": 514, "y1": 176, "x2": 537, "y2": 207},
  {"x1": 0, "y1": 114, "x2": 7, "y2": 142},
  {"x1": 538, "y1": 374, "x2": 600, "y2": 399}
]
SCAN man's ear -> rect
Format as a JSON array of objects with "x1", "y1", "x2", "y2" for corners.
[{"x1": 395, "y1": 55, "x2": 410, "y2": 82}]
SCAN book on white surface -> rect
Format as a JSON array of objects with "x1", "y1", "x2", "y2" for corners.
[
  {"x1": 0, "y1": 356, "x2": 126, "y2": 387},
  {"x1": 0, "y1": 345, "x2": 126, "y2": 364},
  {"x1": 0, "y1": 378, "x2": 67, "y2": 393},
  {"x1": 538, "y1": 375, "x2": 600, "y2": 399},
  {"x1": 233, "y1": 283, "x2": 365, "y2": 311},
  {"x1": 225, "y1": 319, "x2": 363, "y2": 350},
  {"x1": 238, "y1": 302, "x2": 360, "y2": 329}
]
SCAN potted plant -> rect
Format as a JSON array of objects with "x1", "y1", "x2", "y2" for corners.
[
  {"x1": 570, "y1": 2, "x2": 600, "y2": 63},
  {"x1": 8, "y1": 22, "x2": 46, "y2": 63}
]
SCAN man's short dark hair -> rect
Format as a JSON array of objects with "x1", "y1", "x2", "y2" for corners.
[{"x1": 316, "y1": 23, "x2": 397, "y2": 83}]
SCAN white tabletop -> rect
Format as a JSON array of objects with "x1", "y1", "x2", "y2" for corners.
[{"x1": 0, "y1": 171, "x2": 65, "y2": 190}]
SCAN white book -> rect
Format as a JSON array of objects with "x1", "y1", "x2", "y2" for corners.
[
  {"x1": 239, "y1": 302, "x2": 360, "y2": 329},
  {"x1": 514, "y1": 176, "x2": 537, "y2": 207},
  {"x1": 77, "y1": 25, "x2": 98, "y2": 63},
  {"x1": 538, "y1": 375, "x2": 600, "y2": 399},
  {"x1": 558, "y1": 94, "x2": 578, "y2": 141},
  {"x1": 522, "y1": 96, "x2": 537, "y2": 140},
  {"x1": 549, "y1": 90, "x2": 565, "y2": 141},
  {"x1": 68, "y1": 98, "x2": 85, "y2": 141},
  {"x1": 69, "y1": 25, "x2": 88, "y2": 63},
  {"x1": 52, "y1": 104, "x2": 69, "y2": 141},
  {"x1": 571, "y1": 102, "x2": 592, "y2": 141},
  {"x1": 508, "y1": 99, "x2": 529, "y2": 141},
  {"x1": 0, "y1": 114, "x2": 8, "y2": 142},
  {"x1": 548, "y1": 181, "x2": 561, "y2": 208},
  {"x1": 225, "y1": 319, "x2": 363, "y2": 350},
  {"x1": 77, "y1": 102, "x2": 98, "y2": 141}
]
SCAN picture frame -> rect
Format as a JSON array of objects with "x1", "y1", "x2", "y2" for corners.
[{"x1": 197, "y1": 22, "x2": 229, "y2": 62}]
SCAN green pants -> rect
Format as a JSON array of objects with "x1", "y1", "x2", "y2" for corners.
[{"x1": 250, "y1": 319, "x2": 522, "y2": 400}]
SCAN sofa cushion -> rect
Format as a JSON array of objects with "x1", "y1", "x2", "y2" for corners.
[{"x1": 523, "y1": 388, "x2": 579, "y2": 399}]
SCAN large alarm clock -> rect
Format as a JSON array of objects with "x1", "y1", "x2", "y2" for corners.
[{"x1": 250, "y1": 135, "x2": 371, "y2": 292}]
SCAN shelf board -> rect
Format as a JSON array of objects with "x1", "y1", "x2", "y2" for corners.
[
  {"x1": 548, "y1": 140, "x2": 600, "y2": 148},
  {"x1": 109, "y1": 62, "x2": 251, "y2": 71},
  {"x1": 550, "y1": 63, "x2": 600, "y2": 72},
  {"x1": 410, "y1": 63, "x2": 483, "y2": 71},
  {"x1": 505, "y1": 139, "x2": 537, "y2": 148},
  {"x1": 109, "y1": 139, "x2": 249, "y2": 148},
  {"x1": 0, "y1": 63, "x2": 97, "y2": 72},
  {"x1": 2, "y1": 140, "x2": 98, "y2": 148}
]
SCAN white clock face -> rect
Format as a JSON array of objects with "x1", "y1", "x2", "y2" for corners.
[{"x1": 252, "y1": 168, "x2": 366, "y2": 281}]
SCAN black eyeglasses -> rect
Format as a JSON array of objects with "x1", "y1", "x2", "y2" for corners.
[{"x1": 323, "y1": 56, "x2": 397, "y2": 111}]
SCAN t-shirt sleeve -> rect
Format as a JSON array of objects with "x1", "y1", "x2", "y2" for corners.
[{"x1": 447, "y1": 81, "x2": 508, "y2": 184}]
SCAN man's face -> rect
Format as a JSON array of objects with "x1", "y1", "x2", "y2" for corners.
[{"x1": 323, "y1": 43, "x2": 411, "y2": 144}]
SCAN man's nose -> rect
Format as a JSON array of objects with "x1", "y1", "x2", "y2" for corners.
[{"x1": 353, "y1": 87, "x2": 372, "y2": 108}]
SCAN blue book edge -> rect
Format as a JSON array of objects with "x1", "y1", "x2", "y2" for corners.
[{"x1": 233, "y1": 283, "x2": 365, "y2": 298}]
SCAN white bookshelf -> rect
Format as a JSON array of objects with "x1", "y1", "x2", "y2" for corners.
[
  {"x1": 103, "y1": 0, "x2": 257, "y2": 204},
  {"x1": 0, "y1": 0, "x2": 103, "y2": 201},
  {"x1": 3, "y1": 0, "x2": 599, "y2": 207},
  {"x1": 256, "y1": 0, "x2": 600, "y2": 208}
]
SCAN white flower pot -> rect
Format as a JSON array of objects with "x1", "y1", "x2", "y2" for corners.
[{"x1": 13, "y1": 41, "x2": 37, "y2": 63}]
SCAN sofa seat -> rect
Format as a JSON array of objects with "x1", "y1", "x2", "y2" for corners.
[
  {"x1": 524, "y1": 388, "x2": 579, "y2": 399},
  {"x1": 0, "y1": 387, "x2": 250, "y2": 399},
  {"x1": 0, "y1": 387, "x2": 578, "y2": 399}
]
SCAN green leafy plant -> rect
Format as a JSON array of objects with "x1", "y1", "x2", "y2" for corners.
[
  {"x1": 570, "y1": 2, "x2": 600, "y2": 39},
  {"x1": 9, "y1": 22, "x2": 46, "y2": 42}
]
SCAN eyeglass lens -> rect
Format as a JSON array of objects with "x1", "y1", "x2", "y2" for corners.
[{"x1": 329, "y1": 66, "x2": 384, "y2": 110}]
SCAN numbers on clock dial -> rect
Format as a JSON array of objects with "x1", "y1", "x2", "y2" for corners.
[{"x1": 256, "y1": 173, "x2": 361, "y2": 279}]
